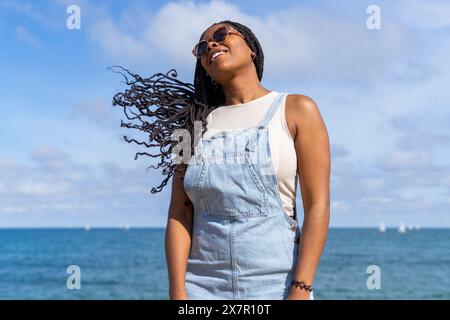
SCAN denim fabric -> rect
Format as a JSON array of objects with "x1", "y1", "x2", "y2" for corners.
[{"x1": 183, "y1": 92, "x2": 305, "y2": 300}]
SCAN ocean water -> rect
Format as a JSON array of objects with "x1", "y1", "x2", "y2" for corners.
[{"x1": 0, "y1": 228, "x2": 448, "y2": 300}]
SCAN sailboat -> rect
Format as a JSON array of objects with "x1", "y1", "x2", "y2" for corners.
[
  {"x1": 398, "y1": 222, "x2": 406, "y2": 234},
  {"x1": 84, "y1": 223, "x2": 91, "y2": 231},
  {"x1": 122, "y1": 223, "x2": 130, "y2": 231},
  {"x1": 378, "y1": 221, "x2": 386, "y2": 233}
]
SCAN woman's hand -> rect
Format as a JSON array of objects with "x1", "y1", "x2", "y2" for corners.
[{"x1": 287, "y1": 288, "x2": 312, "y2": 300}]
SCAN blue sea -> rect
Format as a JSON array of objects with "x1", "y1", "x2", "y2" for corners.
[{"x1": 0, "y1": 228, "x2": 448, "y2": 299}]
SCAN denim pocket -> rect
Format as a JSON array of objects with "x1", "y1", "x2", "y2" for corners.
[{"x1": 197, "y1": 155, "x2": 268, "y2": 218}]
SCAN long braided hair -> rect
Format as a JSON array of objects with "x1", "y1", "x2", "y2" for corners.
[{"x1": 111, "y1": 20, "x2": 265, "y2": 194}]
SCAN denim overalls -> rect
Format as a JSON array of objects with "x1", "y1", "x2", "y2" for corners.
[{"x1": 183, "y1": 92, "x2": 306, "y2": 300}]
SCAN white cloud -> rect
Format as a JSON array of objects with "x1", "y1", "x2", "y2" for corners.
[
  {"x1": 361, "y1": 196, "x2": 394, "y2": 204},
  {"x1": 381, "y1": 150, "x2": 433, "y2": 171},
  {"x1": 361, "y1": 178, "x2": 385, "y2": 191},
  {"x1": 90, "y1": 17, "x2": 152, "y2": 64},
  {"x1": 87, "y1": 1, "x2": 414, "y2": 83},
  {"x1": 31, "y1": 144, "x2": 71, "y2": 169},
  {"x1": 16, "y1": 26, "x2": 43, "y2": 48},
  {"x1": 15, "y1": 180, "x2": 72, "y2": 196},
  {"x1": 2, "y1": 0, "x2": 50, "y2": 27},
  {"x1": 392, "y1": 0, "x2": 450, "y2": 30},
  {"x1": 87, "y1": 0, "x2": 250, "y2": 69},
  {"x1": 69, "y1": 100, "x2": 116, "y2": 126},
  {"x1": 0, "y1": 148, "x2": 171, "y2": 226}
]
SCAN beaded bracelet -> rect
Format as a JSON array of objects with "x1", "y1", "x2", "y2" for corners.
[{"x1": 290, "y1": 280, "x2": 313, "y2": 292}]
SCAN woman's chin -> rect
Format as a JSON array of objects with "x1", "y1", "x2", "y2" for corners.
[{"x1": 211, "y1": 61, "x2": 239, "y2": 76}]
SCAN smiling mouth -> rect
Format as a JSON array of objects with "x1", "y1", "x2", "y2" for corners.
[
  {"x1": 212, "y1": 53, "x2": 226, "y2": 64},
  {"x1": 210, "y1": 49, "x2": 229, "y2": 65}
]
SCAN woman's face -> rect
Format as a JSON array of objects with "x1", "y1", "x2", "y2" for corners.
[{"x1": 198, "y1": 23, "x2": 254, "y2": 83}]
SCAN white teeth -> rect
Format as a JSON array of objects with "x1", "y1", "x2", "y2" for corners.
[
  {"x1": 211, "y1": 49, "x2": 227, "y2": 63},
  {"x1": 212, "y1": 52, "x2": 224, "y2": 60}
]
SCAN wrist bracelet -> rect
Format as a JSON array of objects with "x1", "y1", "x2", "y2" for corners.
[{"x1": 290, "y1": 279, "x2": 313, "y2": 292}]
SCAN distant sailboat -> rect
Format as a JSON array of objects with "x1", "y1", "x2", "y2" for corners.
[
  {"x1": 378, "y1": 221, "x2": 386, "y2": 233},
  {"x1": 84, "y1": 223, "x2": 91, "y2": 231},
  {"x1": 118, "y1": 223, "x2": 130, "y2": 231},
  {"x1": 398, "y1": 222, "x2": 406, "y2": 234},
  {"x1": 407, "y1": 224, "x2": 414, "y2": 231}
]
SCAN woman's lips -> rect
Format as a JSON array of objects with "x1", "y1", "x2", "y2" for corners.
[{"x1": 211, "y1": 51, "x2": 228, "y2": 65}]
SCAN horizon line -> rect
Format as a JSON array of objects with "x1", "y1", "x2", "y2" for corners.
[{"x1": 0, "y1": 226, "x2": 449, "y2": 230}]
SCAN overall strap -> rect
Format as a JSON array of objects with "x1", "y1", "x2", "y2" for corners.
[
  {"x1": 257, "y1": 92, "x2": 287, "y2": 129},
  {"x1": 246, "y1": 92, "x2": 287, "y2": 152}
]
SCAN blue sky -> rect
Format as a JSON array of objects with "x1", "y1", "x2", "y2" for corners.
[{"x1": 1, "y1": 0, "x2": 449, "y2": 228}]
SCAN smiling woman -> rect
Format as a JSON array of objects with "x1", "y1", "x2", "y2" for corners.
[
  {"x1": 111, "y1": 20, "x2": 265, "y2": 194},
  {"x1": 111, "y1": 19, "x2": 330, "y2": 301}
]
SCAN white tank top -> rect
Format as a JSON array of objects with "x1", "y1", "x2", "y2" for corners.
[{"x1": 203, "y1": 91, "x2": 298, "y2": 218}]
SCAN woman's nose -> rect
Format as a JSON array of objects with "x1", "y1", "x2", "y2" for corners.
[{"x1": 207, "y1": 41, "x2": 220, "y2": 52}]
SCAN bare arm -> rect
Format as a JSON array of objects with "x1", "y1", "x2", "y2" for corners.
[
  {"x1": 165, "y1": 166, "x2": 194, "y2": 300},
  {"x1": 286, "y1": 94, "x2": 331, "y2": 299}
]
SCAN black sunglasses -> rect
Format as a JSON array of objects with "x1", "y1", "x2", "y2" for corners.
[{"x1": 192, "y1": 26, "x2": 245, "y2": 59}]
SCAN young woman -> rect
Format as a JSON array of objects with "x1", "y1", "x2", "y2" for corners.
[{"x1": 112, "y1": 20, "x2": 330, "y2": 300}]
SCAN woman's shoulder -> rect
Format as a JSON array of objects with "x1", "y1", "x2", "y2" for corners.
[
  {"x1": 284, "y1": 93, "x2": 322, "y2": 138},
  {"x1": 285, "y1": 93, "x2": 318, "y2": 114}
]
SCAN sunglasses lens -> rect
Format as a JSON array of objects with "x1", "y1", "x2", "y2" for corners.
[
  {"x1": 194, "y1": 27, "x2": 230, "y2": 58},
  {"x1": 195, "y1": 41, "x2": 208, "y2": 57},
  {"x1": 213, "y1": 27, "x2": 228, "y2": 42}
]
